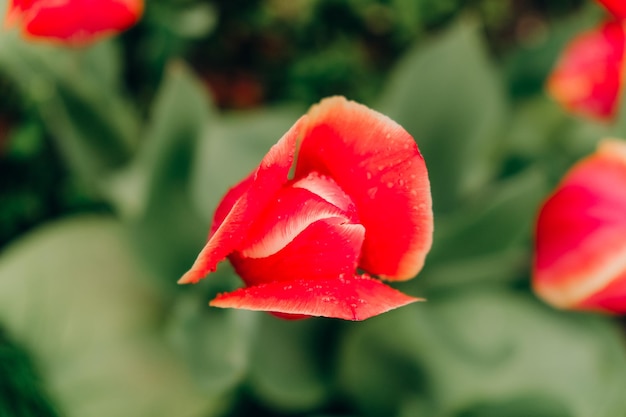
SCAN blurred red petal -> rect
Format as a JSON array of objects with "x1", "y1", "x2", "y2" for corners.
[
  {"x1": 178, "y1": 116, "x2": 307, "y2": 284},
  {"x1": 533, "y1": 140, "x2": 626, "y2": 312},
  {"x1": 546, "y1": 20, "x2": 625, "y2": 121},
  {"x1": 597, "y1": 0, "x2": 626, "y2": 20},
  {"x1": 7, "y1": 0, "x2": 143, "y2": 45},
  {"x1": 210, "y1": 274, "x2": 421, "y2": 321},
  {"x1": 295, "y1": 96, "x2": 432, "y2": 280}
]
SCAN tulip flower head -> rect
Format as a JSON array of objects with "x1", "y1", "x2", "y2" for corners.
[
  {"x1": 546, "y1": 20, "x2": 626, "y2": 121},
  {"x1": 180, "y1": 96, "x2": 433, "y2": 321},
  {"x1": 533, "y1": 139, "x2": 626, "y2": 313},
  {"x1": 4, "y1": 0, "x2": 143, "y2": 45}
]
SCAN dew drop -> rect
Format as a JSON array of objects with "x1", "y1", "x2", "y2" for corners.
[
  {"x1": 386, "y1": 182, "x2": 394, "y2": 188},
  {"x1": 366, "y1": 172, "x2": 372, "y2": 180}
]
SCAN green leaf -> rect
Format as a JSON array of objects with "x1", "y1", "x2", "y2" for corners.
[
  {"x1": 166, "y1": 292, "x2": 257, "y2": 396},
  {"x1": 428, "y1": 168, "x2": 548, "y2": 263},
  {"x1": 0, "y1": 329, "x2": 61, "y2": 417},
  {"x1": 378, "y1": 18, "x2": 508, "y2": 214},
  {"x1": 106, "y1": 62, "x2": 215, "y2": 281},
  {"x1": 339, "y1": 289, "x2": 626, "y2": 417},
  {"x1": 0, "y1": 35, "x2": 140, "y2": 188},
  {"x1": 0, "y1": 216, "x2": 223, "y2": 417},
  {"x1": 190, "y1": 106, "x2": 303, "y2": 222},
  {"x1": 247, "y1": 315, "x2": 331, "y2": 412}
]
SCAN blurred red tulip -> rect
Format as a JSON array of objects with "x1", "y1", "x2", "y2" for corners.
[
  {"x1": 546, "y1": 20, "x2": 625, "y2": 121},
  {"x1": 597, "y1": 0, "x2": 626, "y2": 20},
  {"x1": 4, "y1": 0, "x2": 143, "y2": 45},
  {"x1": 533, "y1": 140, "x2": 626, "y2": 313},
  {"x1": 179, "y1": 96, "x2": 433, "y2": 321}
]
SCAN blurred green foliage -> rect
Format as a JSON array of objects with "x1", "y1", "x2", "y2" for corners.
[{"x1": 1, "y1": 0, "x2": 626, "y2": 417}]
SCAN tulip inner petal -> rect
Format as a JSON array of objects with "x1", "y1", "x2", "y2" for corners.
[{"x1": 240, "y1": 180, "x2": 358, "y2": 259}]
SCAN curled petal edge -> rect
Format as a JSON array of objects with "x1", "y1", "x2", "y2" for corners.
[
  {"x1": 209, "y1": 274, "x2": 422, "y2": 321},
  {"x1": 178, "y1": 116, "x2": 308, "y2": 284}
]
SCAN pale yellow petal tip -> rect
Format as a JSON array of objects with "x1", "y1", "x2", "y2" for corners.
[
  {"x1": 177, "y1": 269, "x2": 201, "y2": 285},
  {"x1": 598, "y1": 138, "x2": 626, "y2": 161}
]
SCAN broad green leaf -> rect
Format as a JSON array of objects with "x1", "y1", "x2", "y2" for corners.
[
  {"x1": 405, "y1": 169, "x2": 547, "y2": 293},
  {"x1": 166, "y1": 290, "x2": 257, "y2": 396},
  {"x1": 413, "y1": 248, "x2": 528, "y2": 294},
  {"x1": 339, "y1": 289, "x2": 626, "y2": 417},
  {"x1": 107, "y1": 62, "x2": 214, "y2": 281},
  {"x1": 247, "y1": 315, "x2": 331, "y2": 412},
  {"x1": 428, "y1": 168, "x2": 548, "y2": 263},
  {"x1": 379, "y1": 18, "x2": 508, "y2": 214},
  {"x1": 190, "y1": 106, "x2": 302, "y2": 222},
  {"x1": 0, "y1": 216, "x2": 223, "y2": 417},
  {"x1": 0, "y1": 34, "x2": 140, "y2": 187},
  {"x1": 0, "y1": 330, "x2": 60, "y2": 417},
  {"x1": 337, "y1": 309, "x2": 432, "y2": 417}
]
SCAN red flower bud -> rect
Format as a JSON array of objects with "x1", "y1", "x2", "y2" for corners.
[
  {"x1": 5, "y1": 0, "x2": 143, "y2": 45},
  {"x1": 597, "y1": 0, "x2": 626, "y2": 20},
  {"x1": 180, "y1": 96, "x2": 433, "y2": 320},
  {"x1": 533, "y1": 140, "x2": 626, "y2": 313},
  {"x1": 546, "y1": 20, "x2": 625, "y2": 121}
]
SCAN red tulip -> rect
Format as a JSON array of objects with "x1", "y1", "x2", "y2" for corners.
[
  {"x1": 597, "y1": 0, "x2": 626, "y2": 20},
  {"x1": 179, "y1": 96, "x2": 433, "y2": 321},
  {"x1": 533, "y1": 140, "x2": 626, "y2": 313},
  {"x1": 4, "y1": 0, "x2": 143, "y2": 45},
  {"x1": 546, "y1": 20, "x2": 625, "y2": 121}
]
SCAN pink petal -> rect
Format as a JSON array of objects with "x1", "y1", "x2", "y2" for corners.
[
  {"x1": 546, "y1": 20, "x2": 625, "y2": 121},
  {"x1": 178, "y1": 116, "x2": 307, "y2": 284},
  {"x1": 11, "y1": 0, "x2": 143, "y2": 45},
  {"x1": 295, "y1": 96, "x2": 433, "y2": 280},
  {"x1": 597, "y1": 0, "x2": 626, "y2": 20},
  {"x1": 533, "y1": 140, "x2": 626, "y2": 312},
  {"x1": 210, "y1": 274, "x2": 422, "y2": 321}
]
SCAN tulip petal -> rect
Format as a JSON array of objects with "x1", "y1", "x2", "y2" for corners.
[
  {"x1": 209, "y1": 173, "x2": 255, "y2": 238},
  {"x1": 231, "y1": 218, "x2": 365, "y2": 287},
  {"x1": 10, "y1": 0, "x2": 143, "y2": 45},
  {"x1": 178, "y1": 116, "x2": 307, "y2": 284},
  {"x1": 295, "y1": 96, "x2": 432, "y2": 280},
  {"x1": 239, "y1": 175, "x2": 358, "y2": 259},
  {"x1": 534, "y1": 140, "x2": 626, "y2": 312},
  {"x1": 546, "y1": 20, "x2": 625, "y2": 121},
  {"x1": 210, "y1": 275, "x2": 421, "y2": 321},
  {"x1": 597, "y1": 0, "x2": 626, "y2": 20}
]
